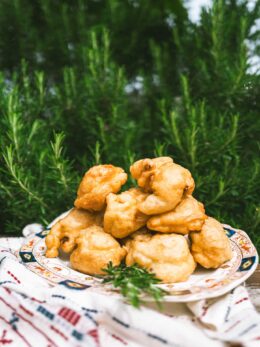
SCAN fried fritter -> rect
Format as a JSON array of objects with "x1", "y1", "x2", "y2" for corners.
[
  {"x1": 45, "y1": 208, "x2": 103, "y2": 258},
  {"x1": 124, "y1": 227, "x2": 153, "y2": 245},
  {"x1": 147, "y1": 196, "x2": 206, "y2": 234},
  {"x1": 74, "y1": 164, "x2": 127, "y2": 211},
  {"x1": 104, "y1": 188, "x2": 149, "y2": 238},
  {"x1": 130, "y1": 157, "x2": 195, "y2": 215},
  {"x1": 130, "y1": 157, "x2": 174, "y2": 192},
  {"x1": 126, "y1": 233, "x2": 196, "y2": 283},
  {"x1": 191, "y1": 217, "x2": 232, "y2": 269},
  {"x1": 70, "y1": 226, "x2": 127, "y2": 275}
]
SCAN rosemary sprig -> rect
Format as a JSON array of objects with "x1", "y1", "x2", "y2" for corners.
[{"x1": 102, "y1": 262, "x2": 166, "y2": 308}]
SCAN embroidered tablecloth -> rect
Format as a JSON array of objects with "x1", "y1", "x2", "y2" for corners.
[{"x1": 0, "y1": 233, "x2": 260, "y2": 347}]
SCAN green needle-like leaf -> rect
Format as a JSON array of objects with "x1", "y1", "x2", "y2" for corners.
[{"x1": 102, "y1": 262, "x2": 167, "y2": 308}]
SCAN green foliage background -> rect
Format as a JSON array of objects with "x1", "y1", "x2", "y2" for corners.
[{"x1": 0, "y1": 0, "x2": 259, "y2": 249}]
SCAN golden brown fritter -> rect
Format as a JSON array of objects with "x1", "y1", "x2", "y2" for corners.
[
  {"x1": 130, "y1": 157, "x2": 174, "y2": 192},
  {"x1": 70, "y1": 226, "x2": 127, "y2": 275},
  {"x1": 45, "y1": 208, "x2": 103, "y2": 258},
  {"x1": 104, "y1": 188, "x2": 149, "y2": 238},
  {"x1": 74, "y1": 164, "x2": 127, "y2": 211},
  {"x1": 147, "y1": 196, "x2": 206, "y2": 234},
  {"x1": 126, "y1": 233, "x2": 196, "y2": 283},
  {"x1": 191, "y1": 217, "x2": 232, "y2": 269},
  {"x1": 130, "y1": 157, "x2": 195, "y2": 215},
  {"x1": 124, "y1": 227, "x2": 153, "y2": 245}
]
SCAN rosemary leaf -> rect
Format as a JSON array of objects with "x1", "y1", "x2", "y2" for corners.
[{"x1": 102, "y1": 262, "x2": 166, "y2": 308}]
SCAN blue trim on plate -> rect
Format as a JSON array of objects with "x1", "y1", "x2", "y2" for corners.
[
  {"x1": 36, "y1": 230, "x2": 49, "y2": 238},
  {"x1": 59, "y1": 280, "x2": 91, "y2": 290},
  {"x1": 224, "y1": 227, "x2": 236, "y2": 238},
  {"x1": 239, "y1": 256, "x2": 256, "y2": 272},
  {"x1": 19, "y1": 251, "x2": 36, "y2": 263}
]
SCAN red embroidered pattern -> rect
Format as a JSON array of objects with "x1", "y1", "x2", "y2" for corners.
[
  {"x1": 88, "y1": 329, "x2": 100, "y2": 347},
  {"x1": 58, "y1": 307, "x2": 81, "y2": 326},
  {"x1": 111, "y1": 333, "x2": 128, "y2": 345},
  {"x1": 0, "y1": 316, "x2": 31, "y2": 347},
  {"x1": 7, "y1": 271, "x2": 21, "y2": 284},
  {"x1": 0, "y1": 330, "x2": 12, "y2": 345},
  {"x1": 50, "y1": 325, "x2": 68, "y2": 341},
  {"x1": 19, "y1": 305, "x2": 34, "y2": 317},
  {"x1": 0, "y1": 296, "x2": 58, "y2": 347},
  {"x1": 235, "y1": 297, "x2": 249, "y2": 305}
]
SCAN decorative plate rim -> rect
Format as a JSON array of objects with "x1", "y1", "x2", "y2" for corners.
[{"x1": 17, "y1": 218, "x2": 259, "y2": 303}]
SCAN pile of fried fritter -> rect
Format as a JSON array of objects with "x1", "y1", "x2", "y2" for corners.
[{"x1": 45, "y1": 157, "x2": 232, "y2": 283}]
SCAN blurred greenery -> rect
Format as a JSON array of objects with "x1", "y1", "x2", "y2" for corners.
[{"x1": 0, "y1": 0, "x2": 259, "y2": 250}]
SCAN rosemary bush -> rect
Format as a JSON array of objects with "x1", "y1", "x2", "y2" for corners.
[{"x1": 0, "y1": 0, "x2": 259, "y2": 251}]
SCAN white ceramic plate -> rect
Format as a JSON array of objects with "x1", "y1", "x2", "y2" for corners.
[{"x1": 18, "y1": 221, "x2": 258, "y2": 302}]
